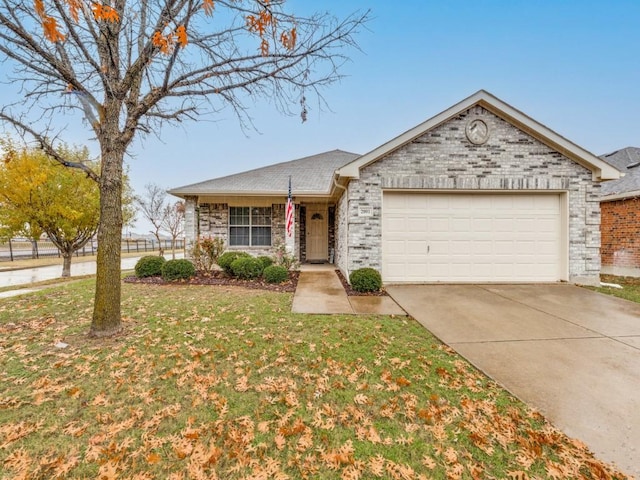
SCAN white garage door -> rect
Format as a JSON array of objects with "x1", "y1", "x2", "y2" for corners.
[{"x1": 382, "y1": 192, "x2": 564, "y2": 283}]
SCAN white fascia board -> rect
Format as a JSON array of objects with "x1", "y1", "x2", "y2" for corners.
[
  {"x1": 169, "y1": 190, "x2": 333, "y2": 198},
  {"x1": 600, "y1": 190, "x2": 640, "y2": 202}
]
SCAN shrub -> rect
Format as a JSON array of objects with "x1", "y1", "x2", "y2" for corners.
[
  {"x1": 191, "y1": 236, "x2": 225, "y2": 273},
  {"x1": 217, "y1": 251, "x2": 251, "y2": 275},
  {"x1": 272, "y1": 241, "x2": 299, "y2": 271},
  {"x1": 349, "y1": 267, "x2": 382, "y2": 293},
  {"x1": 161, "y1": 259, "x2": 196, "y2": 281},
  {"x1": 134, "y1": 255, "x2": 165, "y2": 278},
  {"x1": 231, "y1": 256, "x2": 264, "y2": 279},
  {"x1": 263, "y1": 265, "x2": 289, "y2": 284},
  {"x1": 257, "y1": 255, "x2": 274, "y2": 269}
]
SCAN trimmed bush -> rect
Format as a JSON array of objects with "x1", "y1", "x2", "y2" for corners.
[
  {"x1": 257, "y1": 255, "x2": 274, "y2": 270},
  {"x1": 161, "y1": 259, "x2": 196, "y2": 281},
  {"x1": 191, "y1": 236, "x2": 225, "y2": 273},
  {"x1": 217, "y1": 251, "x2": 251, "y2": 275},
  {"x1": 349, "y1": 267, "x2": 382, "y2": 293},
  {"x1": 263, "y1": 265, "x2": 289, "y2": 284},
  {"x1": 230, "y1": 256, "x2": 264, "y2": 279},
  {"x1": 134, "y1": 255, "x2": 165, "y2": 278}
]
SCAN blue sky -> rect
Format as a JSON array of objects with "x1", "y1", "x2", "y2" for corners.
[{"x1": 1, "y1": 1, "x2": 639, "y2": 233}]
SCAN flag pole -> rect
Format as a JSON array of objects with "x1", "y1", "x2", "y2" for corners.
[{"x1": 285, "y1": 175, "x2": 295, "y2": 254}]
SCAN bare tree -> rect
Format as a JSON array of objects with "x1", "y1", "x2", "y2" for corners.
[
  {"x1": 0, "y1": 1, "x2": 368, "y2": 337},
  {"x1": 162, "y1": 200, "x2": 185, "y2": 259},
  {"x1": 136, "y1": 183, "x2": 168, "y2": 256}
]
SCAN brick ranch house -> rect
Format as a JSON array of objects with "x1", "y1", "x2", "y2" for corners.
[
  {"x1": 599, "y1": 147, "x2": 640, "y2": 277},
  {"x1": 169, "y1": 90, "x2": 620, "y2": 286}
]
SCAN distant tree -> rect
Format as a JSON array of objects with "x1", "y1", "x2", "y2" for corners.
[
  {"x1": 0, "y1": 140, "x2": 99, "y2": 277},
  {"x1": 0, "y1": 1, "x2": 368, "y2": 337},
  {"x1": 136, "y1": 183, "x2": 168, "y2": 256},
  {"x1": 162, "y1": 200, "x2": 185, "y2": 260}
]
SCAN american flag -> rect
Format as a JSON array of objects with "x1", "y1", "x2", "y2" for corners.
[{"x1": 285, "y1": 176, "x2": 293, "y2": 238}]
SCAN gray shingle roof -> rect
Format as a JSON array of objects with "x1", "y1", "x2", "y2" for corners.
[
  {"x1": 169, "y1": 149, "x2": 360, "y2": 197},
  {"x1": 600, "y1": 147, "x2": 640, "y2": 197}
]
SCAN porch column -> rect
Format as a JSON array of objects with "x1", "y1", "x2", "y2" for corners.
[{"x1": 184, "y1": 196, "x2": 198, "y2": 255}]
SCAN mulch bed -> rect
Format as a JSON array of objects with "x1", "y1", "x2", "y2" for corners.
[
  {"x1": 124, "y1": 269, "x2": 388, "y2": 297},
  {"x1": 335, "y1": 270, "x2": 388, "y2": 296},
  {"x1": 123, "y1": 270, "x2": 299, "y2": 293}
]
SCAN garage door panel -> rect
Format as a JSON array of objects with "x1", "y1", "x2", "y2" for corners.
[
  {"x1": 407, "y1": 218, "x2": 428, "y2": 232},
  {"x1": 429, "y1": 217, "x2": 450, "y2": 232},
  {"x1": 450, "y1": 240, "x2": 471, "y2": 254},
  {"x1": 385, "y1": 240, "x2": 406, "y2": 255},
  {"x1": 494, "y1": 218, "x2": 515, "y2": 232},
  {"x1": 472, "y1": 218, "x2": 492, "y2": 232},
  {"x1": 406, "y1": 240, "x2": 427, "y2": 255},
  {"x1": 473, "y1": 241, "x2": 493, "y2": 255},
  {"x1": 451, "y1": 218, "x2": 471, "y2": 232},
  {"x1": 428, "y1": 195, "x2": 451, "y2": 209},
  {"x1": 382, "y1": 192, "x2": 563, "y2": 283}
]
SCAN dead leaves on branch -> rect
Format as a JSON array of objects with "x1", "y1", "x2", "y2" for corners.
[
  {"x1": 35, "y1": 0, "x2": 297, "y2": 58},
  {"x1": 0, "y1": 283, "x2": 630, "y2": 479}
]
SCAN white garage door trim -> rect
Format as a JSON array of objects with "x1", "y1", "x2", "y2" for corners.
[{"x1": 382, "y1": 191, "x2": 568, "y2": 283}]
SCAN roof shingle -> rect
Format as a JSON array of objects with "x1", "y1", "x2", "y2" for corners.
[
  {"x1": 600, "y1": 147, "x2": 640, "y2": 197},
  {"x1": 169, "y1": 149, "x2": 360, "y2": 197}
]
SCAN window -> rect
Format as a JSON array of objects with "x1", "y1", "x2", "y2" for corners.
[{"x1": 229, "y1": 207, "x2": 271, "y2": 246}]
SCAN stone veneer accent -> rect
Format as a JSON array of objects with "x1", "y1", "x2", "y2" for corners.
[
  {"x1": 198, "y1": 203, "x2": 229, "y2": 239},
  {"x1": 337, "y1": 106, "x2": 601, "y2": 285},
  {"x1": 334, "y1": 191, "x2": 349, "y2": 274},
  {"x1": 184, "y1": 196, "x2": 198, "y2": 252},
  {"x1": 187, "y1": 202, "x2": 302, "y2": 259}
]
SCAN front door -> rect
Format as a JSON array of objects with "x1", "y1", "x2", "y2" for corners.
[{"x1": 306, "y1": 205, "x2": 328, "y2": 262}]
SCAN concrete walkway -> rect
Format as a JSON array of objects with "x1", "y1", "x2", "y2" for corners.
[
  {"x1": 292, "y1": 265, "x2": 405, "y2": 315},
  {"x1": 387, "y1": 284, "x2": 640, "y2": 478}
]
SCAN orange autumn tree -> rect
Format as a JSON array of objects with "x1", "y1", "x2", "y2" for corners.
[{"x1": 0, "y1": 1, "x2": 368, "y2": 337}]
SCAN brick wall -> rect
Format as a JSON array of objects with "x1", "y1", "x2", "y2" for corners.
[
  {"x1": 601, "y1": 198, "x2": 640, "y2": 271},
  {"x1": 343, "y1": 106, "x2": 601, "y2": 284},
  {"x1": 191, "y1": 202, "x2": 301, "y2": 260}
]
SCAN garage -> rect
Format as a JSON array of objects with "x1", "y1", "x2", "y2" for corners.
[{"x1": 382, "y1": 192, "x2": 566, "y2": 283}]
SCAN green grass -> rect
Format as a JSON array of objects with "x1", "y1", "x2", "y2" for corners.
[
  {"x1": 587, "y1": 275, "x2": 640, "y2": 304},
  {"x1": 0, "y1": 280, "x2": 628, "y2": 479}
]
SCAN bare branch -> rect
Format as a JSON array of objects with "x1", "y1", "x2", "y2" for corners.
[{"x1": 0, "y1": 111, "x2": 100, "y2": 182}]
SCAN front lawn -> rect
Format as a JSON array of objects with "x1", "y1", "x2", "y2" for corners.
[
  {"x1": 0, "y1": 280, "x2": 627, "y2": 479},
  {"x1": 588, "y1": 274, "x2": 640, "y2": 304}
]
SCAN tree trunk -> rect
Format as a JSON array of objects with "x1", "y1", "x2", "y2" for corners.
[
  {"x1": 61, "y1": 253, "x2": 72, "y2": 277},
  {"x1": 158, "y1": 235, "x2": 164, "y2": 257},
  {"x1": 30, "y1": 239, "x2": 38, "y2": 259},
  {"x1": 89, "y1": 141, "x2": 124, "y2": 338}
]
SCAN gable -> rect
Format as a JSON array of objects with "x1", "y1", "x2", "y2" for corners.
[
  {"x1": 337, "y1": 90, "x2": 620, "y2": 182},
  {"x1": 358, "y1": 106, "x2": 593, "y2": 181}
]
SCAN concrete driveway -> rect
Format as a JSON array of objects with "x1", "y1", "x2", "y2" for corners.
[{"x1": 386, "y1": 284, "x2": 640, "y2": 478}]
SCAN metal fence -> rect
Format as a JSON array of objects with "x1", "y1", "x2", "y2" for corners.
[{"x1": 0, "y1": 238, "x2": 185, "y2": 262}]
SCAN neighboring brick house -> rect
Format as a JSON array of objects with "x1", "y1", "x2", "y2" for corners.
[
  {"x1": 599, "y1": 147, "x2": 640, "y2": 276},
  {"x1": 170, "y1": 90, "x2": 620, "y2": 285}
]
